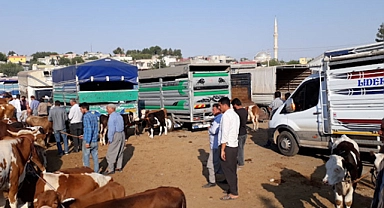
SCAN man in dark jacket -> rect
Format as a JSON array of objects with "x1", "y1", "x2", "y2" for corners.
[{"x1": 231, "y1": 98, "x2": 248, "y2": 167}]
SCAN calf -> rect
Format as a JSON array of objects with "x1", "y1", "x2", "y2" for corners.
[
  {"x1": 246, "y1": 105, "x2": 261, "y2": 131},
  {"x1": 0, "y1": 103, "x2": 15, "y2": 120},
  {"x1": 35, "y1": 182, "x2": 125, "y2": 208},
  {"x1": 99, "y1": 114, "x2": 109, "y2": 145},
  {"x1": 141, "y1": 109, "x2": 168, "y2": 139},
  {"x1": 0, "y1": 136, "x2": 46, "y2": 208},
  {"x1": 322, "y1": 135, "x2": 362, "y2": 208},
  {"x1": 86, "y1": 186, "x2": 186, "y2": 208},
  {"x1": 33, "y1": 172, "x2": 113, "y2": 203}
]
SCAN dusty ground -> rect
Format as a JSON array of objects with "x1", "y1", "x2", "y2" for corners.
[{"x1": 1, "y1": 122, "x2": 375, "y2": 208}]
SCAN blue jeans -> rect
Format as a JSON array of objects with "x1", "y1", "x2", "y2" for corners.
[
  {"x1": 237, "y1": 135, "x2": 247, "y2": 166},
  {"x1": 83, "y1": 141, "x2": 99, "y2": 173},
  {"x1": 54, "y1": 129, "x2": 68, "y2": 154}
]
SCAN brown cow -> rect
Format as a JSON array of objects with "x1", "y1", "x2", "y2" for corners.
[
  {"x1": 0, "y1": 135, "x2": 46, "y2": 208},
  {"x1": 26, "y1": 116, "x2": 53, "y2": 146},
  {"x1": 85, "y1": 187, "x2": 186, "y2": 208},
  {"x1": 55, "y1": 166, "x2": 94, "y2": 174},
  {"x1": 0, "y1": 97, "x2": 11, "y2": 104},
  {"x1": 35, "y1": 182, "x2": 125, "y2": 208},
  {"x1": 33, "y1": 172, "x2": 113, "y2": 204},
  {"x1": 0, "y1": 104, "x2": 15, "y2": 120},
  {"x1": 246, "y1": 105, "x2": 261, "y2": 131}
]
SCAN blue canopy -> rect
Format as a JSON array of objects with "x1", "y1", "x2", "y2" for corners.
[{"x1": 52, "y1": 58, "x2": 138, "y2": 84}]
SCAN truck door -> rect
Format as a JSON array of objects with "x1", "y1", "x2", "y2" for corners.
[{"x1": 287, "y1": 78, "x2": 321, "y2": 140}]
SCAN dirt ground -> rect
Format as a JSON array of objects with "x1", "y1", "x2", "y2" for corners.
[{"x1": 2, "y1": 122, "x2": 376, "y2": 208}]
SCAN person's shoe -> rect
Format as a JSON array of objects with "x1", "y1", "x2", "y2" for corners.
[
  {"x1": 103, "y1": 170, "x2": 115, "y2": 175},
  {"x1": 202, "y1": 182, "x2": 216, "y2": 188},
  {"x1": 64, "y1": 152, "x2": 69, "y2": 155},
  {"x1": 115, "y1": 168, "x2": 123, "y2": 173},
  {"x1": 58, "y1": 152, "x2": 63, "y2": 157}
]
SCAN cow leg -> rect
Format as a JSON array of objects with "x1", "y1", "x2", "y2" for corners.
[
  {"x1": 99, "y1": 124, "x2": 104, "y2": 146},
  {"x1": 150, "y1": 128, "x2": 154, "y2": 139},
  {"x1": 344, "y1": 187, "x2": 354, "y2": 208},
  {"x1": 164, "y1": 121, "x2": 168, "y2": 136},
  {"x1": 334, "y1": 189, "x2": 343, "y2": 208},
  {"x1": 255, "y1": 115, "x2": 259, "y2": 130},
  {"x1": 159, "y1": 126, "x2": 163, "y2": 136},
  {"x1": 8, "y1": 170, "x2": 19, "y2": 208}
]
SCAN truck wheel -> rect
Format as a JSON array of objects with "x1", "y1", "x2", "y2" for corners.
[
  {"x1": 277, "y1": 131, "x2": 299, "y2": 156},
  {"x1": 166, "y1": 116, "x2": 174, "y2": 131}
]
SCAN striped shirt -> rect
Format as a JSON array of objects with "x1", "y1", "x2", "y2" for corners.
[{"x1": 83, "y1": 111, "x2": 99, "y2": 144}]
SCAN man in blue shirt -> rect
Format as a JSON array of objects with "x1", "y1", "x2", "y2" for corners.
[
  {"x1": 202, "y1": 103, "x2": 222, "y2": 188},
  {"x1": 29, "y1": 96, "x2": 40, "y2": 116},
  {"x1": 104, "y1": 104, "x2": 125, "y2": 175},
  {"x1": 79, "y1": 102, "x2": 99, "y2": 173}
]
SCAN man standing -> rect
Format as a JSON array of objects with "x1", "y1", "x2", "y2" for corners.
[
  {"x1": 231, "y1": 98, "x2": 248, "y2": 168},
  {"x1": 218, "y1": 97, "x2": 240, "y2": 200},
  {"x1": 37, "y1": 97, "x2": 49, "y2": 116},
  {"x1": 69, "y1": 99, "x2": 83, "y2": 152},
  {"x1": 202, "y1": 104, "x2": 222, "y2": 188},
  {"x1": 9, "y1": 94, "x2": 22, "y2": 121},
  {"x1": 30, "y1": 96, "x2": 40, "y2": 116},
  {"x1": 79, "y1": 103, "x2": 99, "y2": 173},
  {"x1": 265, "y1": 91, "x2": 284, "y2": 147},
  {"x1": 48, "y1": 100, "x2": 68, "y2": 156},
  {"x1": 104, "y1": 104, "x2": 125, "y2": 175}
]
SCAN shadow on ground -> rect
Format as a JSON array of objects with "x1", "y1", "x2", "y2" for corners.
[{"x1": 99, "y1": 143, "x2": 135, "y2": 173}]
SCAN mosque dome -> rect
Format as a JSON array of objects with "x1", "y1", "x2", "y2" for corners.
[{"x1": 254, "y1": 52, "x2": 271, "y2": 62}]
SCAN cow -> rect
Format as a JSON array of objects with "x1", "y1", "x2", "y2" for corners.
[
  {"x1": 140, "y1": 109, "x2": 168, "y2": 139},
  {"x1": 0, "y1": 120, "x2": 42, "y2": 139},
  {"x1": 322, "y1": 135, "x2": 362, "y2": 208},
  {"x1": 85, "y1": 186, "x2": 186, "y2": 208},
  {"x1": 99, "y1": 114, "x2": 109, "y2": 146},
  {"x1": 26, "y1": 116, "x2": 53, "y2": 147},
  {"x1": 0, "y1": 135, "x2": 46, "y2": 208},
  {"x1": 35, "y1": 182, "x2": 125, "y2": 208},
  {"x1": 246, "y1": 105, "x2": 261, "y2": 131},
  {"x1": 31, "y1": 172, "x2": 113, "y2": 205},
  {"x1": 55, "y1": 166, "x2": 94, "y2": 174},
  {"x1": 0, "y1": 103, "x2": 15, "y2": 120},
  {"x1": 0, "y1": 97, "x2": 11, "y2": 104},
  {"x1": 372, "y1": 153, "x2": 384, "y2": 208}
]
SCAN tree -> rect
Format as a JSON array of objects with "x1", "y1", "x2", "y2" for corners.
[
  {"x1": 58, "y1": 57, "x2": 71, "y2": 66},
  {"x1": 87, "y1": 56, "x2": 99, "y2": 60},
  {"x1": 8, "y1": 51, "x2": 16, "y2": 56},
  {"x1": 71, "y1": 57, "x2": 84, "y2": 65},
  {"x1": 376, "y1": 23, "x2": 384, "y2": 42},
  {"x1": 0, "y1": 63, "x2": 23, "y2": 76},
  {"x1": 152, "y1": 59, "x2": 166, "y2": 69},
  {"x1": 65, "y1": 51, "x2": 73, "y2": 54},
  {"x1": 286, "y1": 60, "x2": 300, "y2": 65},
  {"x1": 31, "y1": 51, "x2": 58, "y2": 61},
  {"x1": 0, "y1": 52, "x2": 7, "y2": 62},
  {"x1": 113, "y1": 47, "x2": 124, "y2": 55}
]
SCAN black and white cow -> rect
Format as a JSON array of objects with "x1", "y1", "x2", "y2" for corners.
[
  {"x1": 99, "y1": 114, "x2": 109, "y2": 146},
  {"x1": 141, "y1": 109, "x2": 168, "y2": 139},
  {"x1": 323, "y1": 135, "x2": 362, "y2": 208}
]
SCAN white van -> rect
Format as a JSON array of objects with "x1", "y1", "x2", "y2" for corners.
[{"x1": 269, "y1": 42, "x2": 384, "y2": 156}]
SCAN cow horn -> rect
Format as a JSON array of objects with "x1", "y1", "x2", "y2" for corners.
[{"x1": 7, "y1": 130, "x2": 19, "y2": 136}]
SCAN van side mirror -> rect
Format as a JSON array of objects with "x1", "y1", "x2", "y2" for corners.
[{"x1": 285, "y1": 98, "x2": 296, "y2": 113}]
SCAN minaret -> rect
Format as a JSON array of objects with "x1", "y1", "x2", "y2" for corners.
[{"x1": 273, "y1": 17, "x2": 278, "y2": 60}]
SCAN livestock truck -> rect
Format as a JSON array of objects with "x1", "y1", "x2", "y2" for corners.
[
  {"x1": 18, "y1": 69, "x2": 53, "y2": 101},
  {"x1": 52, "y1": 58, "x2": 139, "y2": 116},
  {"x1": 269, "y1": 42, "x2": 384, "y2": 156},
  {"x1": 138, "y1": 64, "x2": 231, "y2": 130},
  {"x1": 230, "y1": 64, "x2": 311, "y2": 117}
]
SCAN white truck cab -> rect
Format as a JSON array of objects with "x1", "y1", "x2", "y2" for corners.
[{"x1": 269, "y1": 42, "x2": 384, "y2": 156}]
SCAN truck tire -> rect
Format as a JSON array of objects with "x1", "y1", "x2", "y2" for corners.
[{"x1": 277, "y1": 131, "x2": 299, "y2": 156}]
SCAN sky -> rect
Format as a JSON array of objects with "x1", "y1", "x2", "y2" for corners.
[{"x1": 0, "y1": 0, "x2": 383, "y2": 61}]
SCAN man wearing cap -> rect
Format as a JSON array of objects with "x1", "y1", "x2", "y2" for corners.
[{"x1": 103, "y1": 104, "x2": 125, "y2": 175}]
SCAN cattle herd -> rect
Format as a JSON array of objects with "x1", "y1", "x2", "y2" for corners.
[{"x1": 1, "y1": 96, "x2": 384, "y2": 207}]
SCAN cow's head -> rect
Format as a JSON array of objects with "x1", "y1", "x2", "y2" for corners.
[
  {"x1": 34, "y1": 190, "x2": 61, "y2": 208},
  {"x1": 323, "y1": 154, "x2": 347, "y2": 185},
  {"x1": 7, "y1": 128, "x2": 46, "y2": 148},
  {"x1": 140, "y1": 109, "x2": 147, "y2": 120}
]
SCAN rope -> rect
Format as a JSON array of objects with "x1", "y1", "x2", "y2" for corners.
[
  {"x1": 353, "y1": 171, "x2": 372, "y2": 184},
  {"x1": 59, "y1": 131, "x2": 81, "y2": 138}
]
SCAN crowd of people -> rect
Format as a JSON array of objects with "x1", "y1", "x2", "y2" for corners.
[{"x1": 203, "y1": 92, "x2": 289, "y2": 200}]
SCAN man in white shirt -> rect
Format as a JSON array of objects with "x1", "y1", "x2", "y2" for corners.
[
  {"x1": 218, "y1": 97, "x2": 240, "y2": 200},
  {"x1": 265, "y1": 91, "x2": 284, "y2": 147},
  {"x1": 9, "y1": 94, "x2": 22, "y2": 122},
  {"x1": 68, "y1": 99, "x2": 83, "y2": 152}
]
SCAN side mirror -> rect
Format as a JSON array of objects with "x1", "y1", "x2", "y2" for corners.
[{"x1": 285, "y1": 98, "x2": 296, "y2": 113}]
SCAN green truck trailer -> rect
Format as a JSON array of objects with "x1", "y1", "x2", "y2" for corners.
[
  {"x1": 52, "y1": 58, "x2": 139, "y2": 117},
  {"x1": 138, "y1": 64, "x2": 231, "y2": 129}
]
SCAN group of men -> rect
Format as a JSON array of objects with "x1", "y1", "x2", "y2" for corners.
[
  {"x1": 48, "y1": 99, "x2": 125, "y2": 175},
  {"x1": 7, "y1": 94, "x2": 50, "y2": 121},
  {"x1": 203, "y1": 97, "x2": 248, "y2": 201},
  {"x1": 204, "y1": 92, "x2": 289, "y2": 200}
]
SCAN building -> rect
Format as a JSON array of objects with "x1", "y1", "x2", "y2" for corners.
[
  {"x1": 299, "y1": 57, "x2": 313, "y2": 65},
  {"x1": 134, "y1": 59, "x2": 155, "y2": 70},
  {"x1": 7, "y1": 56, "x2": 26, "y2": 64}
]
